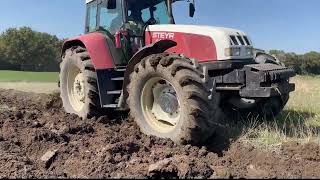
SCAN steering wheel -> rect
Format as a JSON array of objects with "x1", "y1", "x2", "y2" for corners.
[{"x1": 146, "y1": 17, "x2": 157, "y2": 25}]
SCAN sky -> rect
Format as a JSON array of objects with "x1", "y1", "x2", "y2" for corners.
[{"x1": 0, "y1": 0, "x2": 319, "y2": 54}]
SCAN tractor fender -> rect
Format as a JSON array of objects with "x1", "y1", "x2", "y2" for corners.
[
  {"x1": 119, "y1": 39, "x2": 177, "y2": 108},
  {"x1": 61, "y1": 32, "x2": 115, "y2": 69}
]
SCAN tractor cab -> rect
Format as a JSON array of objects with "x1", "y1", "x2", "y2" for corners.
[
  {"x1": 85, "y1": 0, "x2": 194, "y2": 63},
  {"x1": 85, "y1": 0, "x2": 194, "y2": 34}
]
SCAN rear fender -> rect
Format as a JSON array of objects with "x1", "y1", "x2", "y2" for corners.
[
  {"x1": 61, "y1": 32, "x2": 115, "y2": 69},
  {"x1": 119, "y1": 39, "x2": 177, "y2": 108}
]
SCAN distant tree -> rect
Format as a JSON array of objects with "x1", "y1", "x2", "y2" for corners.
[
  {"x1": 0, "y1": 36, "x2": 4, "y2": 59},
  {"x1": 269, "y1": 49, "x2": 320, "y2": 75},
  {"x1": 0, "y1": 27, "x2": 63, "y2": 71},
  {"x1": 285, "y1": 52, "x2": 302, "y2": 74},
  {"x1": 301, "y1": 51, "x2": 320, "y2": 74}
]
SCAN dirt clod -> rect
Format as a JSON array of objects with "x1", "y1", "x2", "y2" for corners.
[
  {"x1": 1, "y1": 89, "x2": 320, "y2": 178},
  {"x1": 41, "y1": 149, "x2": 58, "y2": 169},
  {"x1": 148, "y1": 158, "x2": 172, "y2": 174}
]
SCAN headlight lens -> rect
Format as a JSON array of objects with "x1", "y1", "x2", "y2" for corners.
[
  {"x1": 225, "y1": 47, "x2": 253, "y2": 57},
  {"x1": 225, "y1": 47, "x2": 241, "y2": 56},
  {"x1": 246, "y1": 47, "x2": 253, "y2": 56}
]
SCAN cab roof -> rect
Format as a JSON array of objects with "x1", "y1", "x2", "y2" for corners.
[{"x1": 86, "y1": 0, "x2": 183, "y2": 4}]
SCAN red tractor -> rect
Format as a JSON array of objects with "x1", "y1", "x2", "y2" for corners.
[{"x1": 59, "y1": 0, "x2": 295, "y2": 144}]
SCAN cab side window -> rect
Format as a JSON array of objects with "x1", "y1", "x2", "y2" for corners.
[{"x1": 86, "y1": 1, "x2": 98, "y2": 33}]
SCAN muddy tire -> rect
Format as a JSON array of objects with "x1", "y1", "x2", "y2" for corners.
[
  {"x1": 128, "y1": 53, "x2": 221, "y2": 144},
  {"x1": 60, "y1": 46, "x2": 102, "y2": 119}
]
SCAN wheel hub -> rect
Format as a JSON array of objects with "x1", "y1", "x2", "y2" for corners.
[
  {"x1": 67, "y1": 66, "x2": 86, "y2": 112},
  {"x1": 74, "y1": 73, "x2": 85, "y2": 101},
  {"x1": 141, "y1": 77, "x2": 181, "y2": 133},
  {"x1": 158, "y1": 90, "x2": 179, "y2": 114}
]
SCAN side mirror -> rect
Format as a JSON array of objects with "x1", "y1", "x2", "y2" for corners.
[
  {"x1": 107, "y1": 0, "x2": 116, "y2": 9},
  {"x1": 189, "y1": 3, "x2": 195, "y2": 17}
]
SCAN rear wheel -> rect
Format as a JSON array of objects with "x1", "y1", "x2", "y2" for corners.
[
  {"x1": 128, "y1": 53, "x2": 221, "y2": 144},
  {"x1": 60, "y1": 46, "x2": 102, "y2": 119}
]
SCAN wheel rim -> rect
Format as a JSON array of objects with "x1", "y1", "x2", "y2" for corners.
[
  {"x1": 67, "y1": 65, "x2": 85, "y2": 112},
  {"x1": 141, "y1": 77, "x2": 181, "y2": 133}
]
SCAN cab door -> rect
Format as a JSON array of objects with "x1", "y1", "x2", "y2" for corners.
[{"x1": 97, "y1": 0, "x2": 130, "y2": 66}]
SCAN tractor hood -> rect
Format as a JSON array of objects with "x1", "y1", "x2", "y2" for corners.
[{"x1": 146, "y1": 24, "x2": 254, "y2": 61}]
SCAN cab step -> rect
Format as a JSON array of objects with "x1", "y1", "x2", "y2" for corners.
[
  {"x1": 114, "y1": 68, "x2": 126, "y2": 72},
  {"x1": 103, "y1": 104, "x2": 118, "y2": 108},
  {"x1": 111, "y1": 77, "x2": 125, "y2": 81},
  {"x1": 107, "y1": 90, "x2": 122, "y2": 95}
]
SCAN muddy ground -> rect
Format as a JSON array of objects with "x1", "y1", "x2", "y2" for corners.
[{"x1": 1, "y1": 89, "x2": 320, "y2": 178}]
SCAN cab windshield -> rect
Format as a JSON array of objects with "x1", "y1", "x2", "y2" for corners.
[
  {"x1": 127, "y1": 0, "x2": 170, "y2": 25},
  {"x1": 85, "y1": 0, "x2": 174, "y2": 34}
]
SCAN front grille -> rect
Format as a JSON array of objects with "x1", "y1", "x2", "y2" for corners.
[
  {"x1": 230, "y1": 35, "x2": 239, "y2": 45},
  {"x1": 237, "y1": 36, "x2": 245, "y2": 45},
  {"x1": 230, "y1": 35, "x2": 251, "y2": 46},
  {"x1": 243, "y1": 36, "x2": 251, "y2": 45}
]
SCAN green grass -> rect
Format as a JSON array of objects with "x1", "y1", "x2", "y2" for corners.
[
  {"x1": 239, "y1": 75, "x2": 320, "y2": 149},
  {"x1": 0, "y1": 70, "x2": 59, "y2": 82}
]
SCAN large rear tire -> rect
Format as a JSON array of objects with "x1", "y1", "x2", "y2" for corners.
[
  {"x1": 60, "y1": 46, "x2": 102, "y2": 119},
  {"x1": 128, "y1": 53, "x2": 221, "y2": 144}
]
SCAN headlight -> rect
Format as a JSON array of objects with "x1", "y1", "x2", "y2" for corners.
[
  {"x1": 246, "y1": 47, "x2": 253, "y2": 56},
  {"x1": 225, "y1": 47, "x2": 241, "y2": 56}
]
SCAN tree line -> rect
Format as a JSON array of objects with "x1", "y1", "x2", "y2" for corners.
[
  {"x1": 269, "y1": 50, "x2": 320, "y2": 75},
  {"x1": 0, "y1": 27, "x2": 319, "y2": 74},
  {"x1": 0, "y1": 27, "x2": 63, "y2": 72}
]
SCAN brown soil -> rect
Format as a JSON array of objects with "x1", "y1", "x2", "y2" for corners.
[{"x1": 1, "y1": 89, "x2": 320, "y2": 178}]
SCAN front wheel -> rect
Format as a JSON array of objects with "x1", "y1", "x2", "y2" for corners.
[{"x1": 128, "y1": 53, "x2": 221, "y2": 144}]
